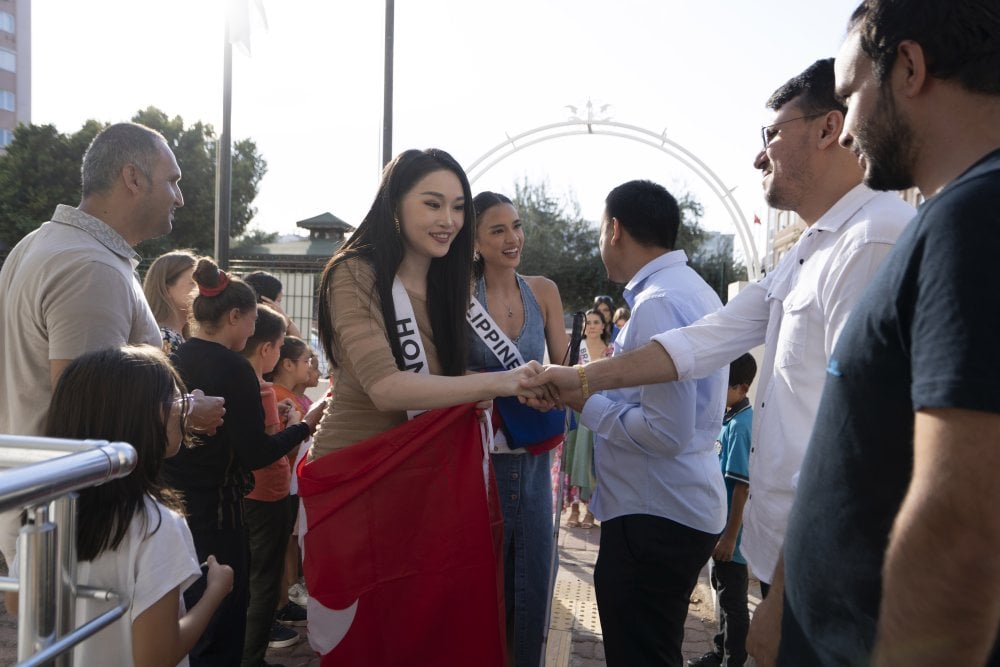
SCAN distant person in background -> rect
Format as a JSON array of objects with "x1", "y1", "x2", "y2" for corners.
[
  {"x1": 239, "y1": 305, "x2": 307, "y2": 661},
  {"x1": 285, "y1": 343, "x2": 321, "y2": 609},
  {"x1": 613, "y1": 306, "x2": 630, "y2": 332},
  {"x1": 144, "y1": 250, "x2": 199, "y2": 354},
  {"x1": 467, "y1": 190, "x2": 569, "y2": 667},
  {"x1": 244, "y1": 270, "x2": 302, "y2": 338},
  {"x1": 690, "y1": 352, "x2": 757, "y2": 667},
  {"x1": 264, "y1": 335, "x2": 314, "y2": 623},
  {"x1": 593, "y1": 294, "x2": 618, "y2": 340},
  {"x1": 563, "y1": 308, "x2": 611, "y2": 529}
]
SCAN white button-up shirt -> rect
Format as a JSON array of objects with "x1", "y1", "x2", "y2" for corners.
[
  {"x1": 584, "y1": 250, "x2": 728, "y2": 534},
  {"x1": 652, "y1": 185, "x2": 915, "y2": 581}
]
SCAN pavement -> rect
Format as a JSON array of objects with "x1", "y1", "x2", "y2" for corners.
[{"x1": 0, "y1": 512, "x2": 762, "y2": 666}]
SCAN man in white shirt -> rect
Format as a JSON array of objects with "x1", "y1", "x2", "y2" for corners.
[{"x1": 526, "y1": 58, "x2": 915, "y2": 665}]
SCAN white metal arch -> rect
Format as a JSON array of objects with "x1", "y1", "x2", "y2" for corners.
[{"x1": 467, "y1": 119, "x2": 761, "y2": 280}]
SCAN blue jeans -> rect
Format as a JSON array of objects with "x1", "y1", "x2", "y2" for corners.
[{"x1": 492, "y1": 451, "x2": 554, "y2": 667}]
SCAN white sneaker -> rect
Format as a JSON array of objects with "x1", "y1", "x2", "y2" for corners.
[{"x1": 288, "y1": 582, "x2": 309, "y2": 607}]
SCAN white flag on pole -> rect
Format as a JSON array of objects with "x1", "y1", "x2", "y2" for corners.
[{"x1": 227, "y1": 0, "x2": 268, "y2": 56}]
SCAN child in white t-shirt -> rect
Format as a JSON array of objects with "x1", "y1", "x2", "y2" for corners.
[{"x1": 6, "y1": 345, "x2": 233, "y2": 666}]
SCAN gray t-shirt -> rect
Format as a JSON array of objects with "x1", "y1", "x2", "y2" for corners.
[{"x1": 0, "y1": 204, "x2": 160, "y2": 437}]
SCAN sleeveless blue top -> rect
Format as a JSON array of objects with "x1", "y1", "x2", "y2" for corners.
[{"x1": 467, "y1": 274, "x2": 546, "y2": 370}]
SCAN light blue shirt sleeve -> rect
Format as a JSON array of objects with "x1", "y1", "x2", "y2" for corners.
[{"x1": 582, "y1": 293, "x2": 699, "y2": 457}]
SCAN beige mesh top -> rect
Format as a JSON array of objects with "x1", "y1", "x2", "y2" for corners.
[{"x1": 309, "y1": 257, "x2": 441, "y2": 459}]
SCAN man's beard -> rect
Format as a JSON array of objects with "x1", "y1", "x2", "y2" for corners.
[{"x1": 857, "y1": 88, "x2": 918, "y2": 191}]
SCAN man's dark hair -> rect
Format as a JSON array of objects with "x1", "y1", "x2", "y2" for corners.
[
  {"x1": 604, "y1": 180, "x2": 680, "y2": 250},
  {"x1": 848, "y1": 0, "x2": 1000, "y2": 94},
  {"x1": 766, "y1": 58, "x2": 846, "y2": 115},
  {"x1": 729, "y1": 352, "x2": 758, "y2": 388}
]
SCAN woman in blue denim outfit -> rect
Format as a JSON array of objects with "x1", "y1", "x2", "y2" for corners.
[{"x1": 467, "y1": 191, "x2": 569, "y2": 667}]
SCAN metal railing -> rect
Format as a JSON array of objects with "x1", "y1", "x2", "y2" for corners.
[{"x1": 0, "y1": 435, "x2": 138, "y2": 666}]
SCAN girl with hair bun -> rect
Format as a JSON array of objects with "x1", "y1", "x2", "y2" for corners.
[
  {"x1": 563, "y1": 308, "x2": 612, "y2": 529},
  {"x1": 163, "y1": 257, "x2": 322, "y2": 666}
]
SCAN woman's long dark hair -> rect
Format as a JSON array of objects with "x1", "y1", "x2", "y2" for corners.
[
  {"x1": 318, "y1": 148, "x2": 475, "y2": 377},
  {"x1": 593, "y1": 295, "x2": 616, "y2": 342},
  {"x1": 45, "y1": 345, "x2": 186, "y2": 562}
]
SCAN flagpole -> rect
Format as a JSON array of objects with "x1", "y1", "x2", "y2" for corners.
[
  {"x1": 215, "y1": 19, "x2": 234, "y2": 270},
  {"x1": 381, "y1": 0, "x2": 394, "y2": 168}
]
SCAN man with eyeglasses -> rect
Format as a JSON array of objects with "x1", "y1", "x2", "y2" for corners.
[{"x1": 522, "y1": 58, "x2": 914, "y2": 666}]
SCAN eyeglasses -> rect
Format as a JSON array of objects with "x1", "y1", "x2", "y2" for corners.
[{"x1": 760, "y1": 112, "x2": 828, "y2": 150}]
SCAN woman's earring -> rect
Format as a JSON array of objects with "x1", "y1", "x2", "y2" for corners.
[
  {"x1": 473, "y1": 249, "x2": 481, "y2": 262},
  {"x1": 394, "y1": 217, "x2": 401, "y2": 235}
]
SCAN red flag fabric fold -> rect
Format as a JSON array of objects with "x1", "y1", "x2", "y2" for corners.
[{"x1": 299, "y1": 403, "x2": 506, "y2": 666}]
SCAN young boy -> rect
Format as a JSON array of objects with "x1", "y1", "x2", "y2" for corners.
[{"x1": 690, "y1": 352, "x2": 757, "y2": 667}]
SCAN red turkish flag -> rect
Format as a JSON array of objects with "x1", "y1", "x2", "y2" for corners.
[{"x1": 298, "y1": 404, "x2": 506, "y2": 666}]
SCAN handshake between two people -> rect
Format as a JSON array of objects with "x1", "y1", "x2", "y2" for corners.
[{"x1": 499, "y1": 360, "x2": 591, "y2": 413}]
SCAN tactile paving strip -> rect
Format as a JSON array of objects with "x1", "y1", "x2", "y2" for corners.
[{"x1": 549, "y1": 578, "x2": 602, "y2": 635}]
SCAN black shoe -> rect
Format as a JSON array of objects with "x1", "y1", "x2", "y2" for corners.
[
  {"x1": 687, "y1": 652, "x2": 722, "y2": 667},
  {"x1": 275, "y1": 601, "x2": 307, "y2": 627},
  {"x1": 267, "y1": 621, "x2": 300, "y2": 648}
]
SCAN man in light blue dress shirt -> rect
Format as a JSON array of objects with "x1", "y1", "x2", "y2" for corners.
[{"x1": 583, "y1": 180, "x2": 727, "y2": 667}]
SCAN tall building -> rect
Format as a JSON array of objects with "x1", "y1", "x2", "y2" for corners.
[{"x1": 0, "y1": 0, "x2": 29, "y2": 151}]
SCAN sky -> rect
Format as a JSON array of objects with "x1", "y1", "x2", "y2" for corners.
[{"x1": 30, "y1": 0, "x2": 861, "y2": 270}]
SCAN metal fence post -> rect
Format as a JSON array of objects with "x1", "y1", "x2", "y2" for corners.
[
  {"x1": 16, "y1": 504, "x2": 57, "y2": 663},
  {"x1": 50, "y1": 494, "x2": 77, "y2": 667}
]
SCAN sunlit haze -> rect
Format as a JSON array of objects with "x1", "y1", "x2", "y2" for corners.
[{"x1": 31, "y1": 0, "x2": 861, "y2": 265}]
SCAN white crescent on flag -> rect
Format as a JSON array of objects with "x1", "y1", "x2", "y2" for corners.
[{"x1": 307, "y1": 597, "x2": 359, "y2": 654}]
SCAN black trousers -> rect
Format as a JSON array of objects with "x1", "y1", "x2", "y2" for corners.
[
  {"x1": 243, "y1": 495, "x2": 295, "y2": 666},
  {"x1": 594, "y1": 514, "x2": 718, "y2": 667},
  {"x1": 710, "y1": 559, "x2": 749, "y2": 666},
  {"x1": 185, "y1": 523, "x2": 250, "y2": 667}
]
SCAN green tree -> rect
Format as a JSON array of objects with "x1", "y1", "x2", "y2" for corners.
[
  {"x1": 234, "y1": 225, "x2": 279, "y2": 247},
  {"x1": 131, "y1": 107, "x2": 267, "y2": 258},
  {"x1": 0, "y1": 121, "x2": 102, "y2": 249},
  {"x1": 0, "y1": 108, "x2": 266, "y2": 258},
  {"x1": 511, "y1": 179, "x2": 613, "y2": 314}
]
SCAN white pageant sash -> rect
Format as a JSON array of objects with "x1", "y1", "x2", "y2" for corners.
[
  {"x1": 391, "y1": 277, "x2": 493, "y2": 482},
  {"x1": 466, "y1": 296, "x2": 529, "y2": 455},
  {"x1": 391, "y1": 276, "x2": 430, "y2": 421},
  {"x1": 466, "y1": 296, "x2": 526, "y2": 369}
]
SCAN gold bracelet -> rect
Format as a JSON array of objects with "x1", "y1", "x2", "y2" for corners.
[{"x1": 575, "y1": 364, "x2": 590, "y2": 400}]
